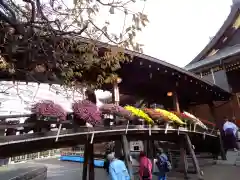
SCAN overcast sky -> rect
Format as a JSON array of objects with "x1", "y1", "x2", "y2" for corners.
[
  {"x1": 135, "y1": 0, "x2": 233, "y2": 67},
  {"x1": 60, "y1": 0, "x2": 233, "y2": 67}
]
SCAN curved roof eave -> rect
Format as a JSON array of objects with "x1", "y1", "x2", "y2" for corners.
[
  {"x1": 77, "y1": 36, "x2": 229, "y2": 93},
  {"x1": 187, "y1": 3, "x2": 239, "y2": 66},
  {"x1": 1, "y1": 34, "x2": 231, "y2": 97},
  {"x1": 185, "y1": 44, "x2": 240, "y2": 71},
  {"x1": 124, "y1": 49, "x2": 231, "y2": 96}
]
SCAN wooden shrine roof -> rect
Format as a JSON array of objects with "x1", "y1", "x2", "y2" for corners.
[
  {"x1": 0, "y1": 36, "x2": 232, "y2": 105},
  {"x1": 113, "y1": 53, "x2": 231, "y2": 105},
  {"x1": 185, "y1": 44, "x2": 240, "y2": 72},
  {"x1": 187, "y1": 2, "x2": 240, "y2": 67}
]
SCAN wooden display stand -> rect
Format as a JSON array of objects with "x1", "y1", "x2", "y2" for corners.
[
  {"x1": 208, "y1": 102, "x2": 226, "y2": 160},
  {"x1": 173, "y1": 91, "x2": 203, "y2": 179},
  {"x1": 121, "y1": 135, "x2": 134, "y2": 180},
  {"x1": 82, "y1": 136, "x2": 95, "y2": 180}
]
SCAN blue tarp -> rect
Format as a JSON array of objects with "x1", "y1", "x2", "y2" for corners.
[{"x1": 60, "y1": 155, "x2": 104, "y2": 167}]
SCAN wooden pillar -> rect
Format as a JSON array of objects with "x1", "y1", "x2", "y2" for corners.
[
  {"x1": 82, "y1": 141, "x2": 89, "y2": 180},
  {"x1": 185, "y1": 134, "x2": 203, "y2": 180},
  {"x1": 121, "y1": 135, "x2": 134, "y2": 180},
  {"x1": 112, "y1": 79, "x2": 123, "y2": 159},
  {"x1": 210, "y1": 68, "x2": 216, "y2": 84},
  {"x1": 148, "y1": 140, "x2": 154, "y2": 159},
  {"x1": 180, "y1": 137, "x2": 188, "y2": 179},
  {"x1": 143, "y1": 139, "x2": 151, "y2": 157},
  {"x1": 152, "y1": 140, "x2": 156, "y2": 157},
  {"x1": 173, "y1": 91, "x2": 180, "y2": 112},
  {"x1": 174, "y1": 91, "x2": 188, "y2": 179},
  {"x1": 208, "y1": 102, "x2": 226, "y2": 160},
  {"x1": 88, "y1": 143, "x2": 95, "y2": 180},
  {"x1": 115, "y1": 140, "x2": 122, "y2": 158},
  {"x1": 217, "y1": 130, "x2": 227, "y2": 160}
]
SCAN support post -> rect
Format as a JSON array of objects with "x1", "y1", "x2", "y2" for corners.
[
  {"x1": 82, "y1": 142, "x2": 89, "y2": 180},
  {"x1": 148, "y1": 140, "x2": 154, "y2": 159},
  {"x1": 114, "y1": 141, "x2": 122, "y2": 159},
  {"x1": 180, "y1": 137, "x2": 188, "y2": 180},
  {"x1": 173, "y1": 90, "x2": 180, "y2": 113},
  {"x1": 112, "y1": 79, "x2": 123, "y2": 159},
  {"x1": 185, "y1": 134, "x2": 203, "y2": 180},
  {"x1": 143, "y1": 140, "x2": 150, "y2": 157},
  {"x1": 208, "y1": 102, "x2": 226, "y2": 160},
  {"x1": 88, "y1": 143, "x2": 95, "y2": 180},
  {"x1": 210, "y1": 68, "x2": 216, "y2": 84},
  {"x1": 217, "y1": 130, "x2": 227, "y2": 160},
  {"x1": 121, "y1": 135, "x2": 134, "y2": 180}
]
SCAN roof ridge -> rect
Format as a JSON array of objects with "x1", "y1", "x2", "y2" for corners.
[{"x1": 186, "y1": 3, "x2": 239, "y2": 66}]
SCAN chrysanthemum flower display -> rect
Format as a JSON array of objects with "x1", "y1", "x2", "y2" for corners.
[
  {"x1": 171, "y1": 111, "x2": 193, "y2": 123},
  {"x1": 72, "y1": 100, "x2": 102, "y2": 126},
  {"x1": 124, "y1": 105, "x2": 154, "y2": 124},
  {"x1": 183, "y1": 111, "x2": 208, "y2": 129},
  {"x1": 143, "y1": 108, "x2": 172, "y2": 124},
  {"x1": 100, "y1": 104, "x2": 133, "y2": 121},
  {"x1": 31, "y1": 100, "x2": 67, "y2": 121},
  {"x1": 155, "y1": 108, "x2": 185, "y2": 125}
]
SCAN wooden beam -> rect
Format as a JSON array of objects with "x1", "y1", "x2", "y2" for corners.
[
  {"x1": 218, "y1": 131, "x2": 227, "y2": 160},
  {"x1": 208, "y1": 102, "x2": 226, "y2": 160},
  {"x1": 180, "y1": 137, "x2": 188, "y2": 179},
  {"x1": 88, "y1": 143, "x2": 95, "y2": 180},
  {"x1": 82, "y1": 141, "x2": 89, "y2": 180},
  {"x1": 185, "y1": 134, "x2": 203, "y2": 180},
  {"x1": 173, "y1": 92, "x2": 180, "y2": 112},
  {"x1": 121, "y1": 135, "x2": 134, "y2": 180},
  {"x1": 114, "y1": 140, "x2": 122, "y2": 159}
]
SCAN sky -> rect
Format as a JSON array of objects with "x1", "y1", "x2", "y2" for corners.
[
  {"x1": 18, "y1": 0, "x2": 233, "y2": 67},
  {"x1": 78, "y1": 0, "x2": 233, "y2": 67},
  {"x1": 133, "y1": 0, "x2": 233, "y2": 67},
  {"x1": 46, "y1": 0, "x2": 233, "y2": 67}
]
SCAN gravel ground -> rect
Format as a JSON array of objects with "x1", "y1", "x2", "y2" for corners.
[{"x1": 0, "y1": 158, "x2": 239, "y2": 180}]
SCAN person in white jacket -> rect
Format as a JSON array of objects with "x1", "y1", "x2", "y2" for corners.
[{"x1": 223, "y1": 117, "x2": 239, "y2": 152}]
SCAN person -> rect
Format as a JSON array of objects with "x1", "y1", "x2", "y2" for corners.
[
  {"x1": 103, "y1": 148, "x2": 112, "y2": 174},
  {"x1": 108, "y1": 153, "x2": 130, "y2": 180},
  {"x1": 156, "y1": 148, "x2": 171, "y2": 180},
  {"x1": 139, "y1": 151, "x2": 152, "y2": 180},
  {"x1": 223, "y1": 117, "x2": 239, "y2": 152}
]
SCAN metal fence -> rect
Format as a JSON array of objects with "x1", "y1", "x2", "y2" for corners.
[{"x1": 7, "y1": 149, "x2": 60, "y2": 164}]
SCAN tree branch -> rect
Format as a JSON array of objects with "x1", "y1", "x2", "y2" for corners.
[
  {"x1": 0, "y1": 0, "x2": 17, "y2": 21},
  {"x1": 23, "y1": 0, "x2": 36, "y2": 22}
]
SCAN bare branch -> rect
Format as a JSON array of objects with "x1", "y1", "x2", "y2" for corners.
[
  {"x1": 0, "y1": 0, "x2": 149, "y2": 88},
  {"x1": 23, "y1": 0, "x2": 36, "y2": 22}
]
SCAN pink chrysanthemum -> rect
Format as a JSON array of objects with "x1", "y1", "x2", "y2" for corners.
[
  {"x1": 31, "y1": 100, "x2": 67, "y2": 121},
  {"x1": 72, "y1": 100, "x2": 101, "y2": 126},
  {"x1": 100, "y1": 104, "x2": 133, "y2": 120}
]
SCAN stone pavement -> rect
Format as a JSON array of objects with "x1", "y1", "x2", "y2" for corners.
[{"x1": 0, "y1": 158, "x2": 239, "y2": 180}]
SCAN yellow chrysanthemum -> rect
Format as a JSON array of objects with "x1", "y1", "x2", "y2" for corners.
[
  {"x1": 124, "y1": 105, "x2": 154, "y2": 124},
  {"x1": 155, "y1": 108, "x2": 185, "y2": 125}
]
